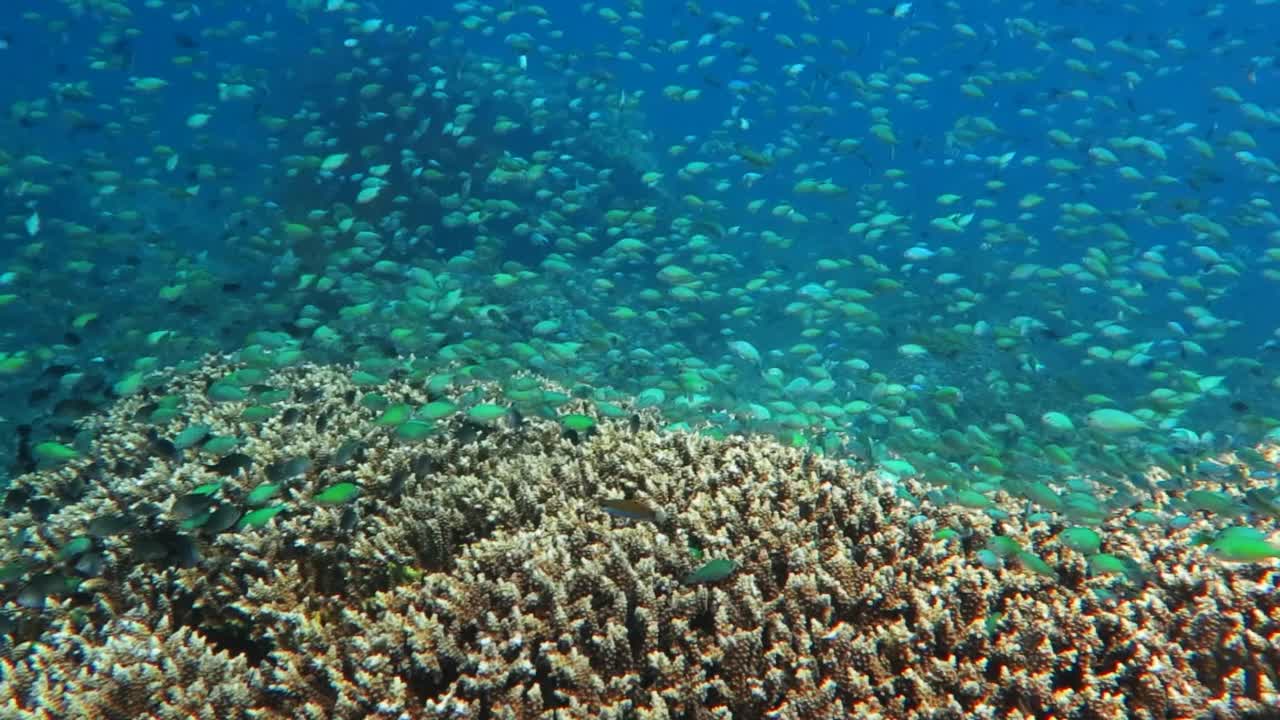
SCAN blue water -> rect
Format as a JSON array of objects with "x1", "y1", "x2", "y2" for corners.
[{"x1": 1, "y1": 0, "x2": 1278, "y2": 464}]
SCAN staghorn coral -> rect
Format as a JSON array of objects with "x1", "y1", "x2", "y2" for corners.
[
  {"x1": 1, "y1": 600, "x2": 260, "y2": 720},
  {"x1": 0, "y1": 360, "x2": 1277, "y2": 719}
]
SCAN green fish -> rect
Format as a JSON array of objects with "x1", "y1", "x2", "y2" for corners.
[
  {"x1": 1014, "y1": 550, "x2": 1058, "y2": 581},
  {"x1": 1062, "y1": 493, "x2": 1109, "y2": 525},
  {"x1": 207, "y1": 382, "x2": 247, "y2": 402},
  {"x1": 1188, "y1": 530, "x2": 1217, "y2": 547},
  {"x1": 955, "y1": 489, "x2": 993, "y2": 509},
  {"x1": 375, "y1": 403, "x2": 413, "y2": 427},
  {"x1": 986, "y1": 535, "x2": 1022, "y2": 558},
  {"x1": 238, "y1": 505, "x2": 285, "y2": 530},
  {"x1": 1024, "y1": 481, "x2": 1064, "y2": 512},
  {"x1": 684, "y1": 558, "x2": 737, "y2": 585},
  {"x1": 1058, "y1": 527, "x2": 1102, "y2": 555},
  {"x1": 58, "y1": 536, "x2": 94, "y2": 562},
  {"x1": 418, "y1": 400, "x2": 458, "y2": 420},
  {"x1": 933, "y1": 527, "x2": 966, "y2": 542},
  {"x1": 895, "y1": 486, "x2": 920, "y2": 506},
  {"x1": 1092, "y1": 587, "x2": 1118, "y2": 603},
  {"x1": 561, "y1": 414, "x2": 597, "y2": 432},
  {"x1": 246, "y1": 482, "x2": 282, "y2": 506},
  {"x1": 1088, "y1": 553, "x2": 1128, "y2": 576},
  {"x1": 1208, "y1": 528, "x2": 1280, "y2": 563},
  {"x1": 1244, "y1": 488, "x2": 1280, "y2": 519},
  {"x1": 1185, "y1": 489, "x2": 1246, "y2": 518},
  {"x1": 395, "y1": 420, "x2": 435, "y2": 441},
  {"x1": 313, "y1": 482, "x2": 360, "y2": 505},
  {"x1": 172, "y1": 424, "x2": 211, "y2": 450},
  {"x1": 1129, "y1": 510, "x2": 1161, "y2": 526},
  {"x1": 201, "y1": 435, "x2": 241, "y2": 456},
  {"x1": 243, "y1": 404, "x2": 279, "y2": 420},
  {"x1": 1087, "y1": 553, "x2": 1145, "y2": 584},
  {"x1": 0, "y1": 562, "x2": 26, "y2": 583},
  {"x1": 984, "y1": 611, "x2": 1003, "y2": 637},
  {"x1": 33, "y1": 441, "x2": 80, "y2": 465},
  {"x1": 687, "y1": 539, "x2": 704, "y2": 561}
]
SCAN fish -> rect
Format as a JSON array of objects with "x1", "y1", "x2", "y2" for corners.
[
  {"x1": 172, "y1": 493, "x2": 216, "y2": 521},
  {"x1": 683, "y1": 558, "x2": 737, "y2": 584},
  {"x1": 58, "y1": 536, "x2": 94, "y2": 562},
  {"x1": 206, "y1": 452, "x2": 254, "y2": 476},
  {"x1": 313, "y1": 482, "x2": 360, "y2": 506},
  {"x1": 1014, "y1": 551, "x2": 1059, "y2": 581},
  {"x1": 203, "y1": 504, "x2": 243, "y2": 534},
  {"x1": 726, "y1": 339, "x2": 762, "y2": 366},
  {"x1": 1057, "y1": 527, "x2": 1102, "y2": 555},
  {"x1": 1185, "y1": 489, "x2": 1248, "y2": 518},
  {"x1": 601, "y1": 498, "x2": 667, "y2": 523},
  {"x1": 1206, "y1": 526, "x2": 1280, "y2": 563},
  {"x1": 87, "y1": 513, "x2": 135, "y2": 538},
  {"x1": 1208, "y1": 536, "x2": 1280, "y2": 563},
  {"x1": 1244, "y1": 488, "x2": 1280, "y2": 519},
  {"x1": 266, "y1": 456, "x2": 313, "y2": 482},
  {"x1": 246, "y1": 482, "x2": 283, "y2": 507},
  {"x1": 239, "y1": 505, "x2": 286, "y2": 530},
  {"x1": 0, "y1": 561, "x2": 28, "y2": 583}
]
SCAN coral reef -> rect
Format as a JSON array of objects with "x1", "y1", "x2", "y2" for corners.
[{"x1": 0, "y1": 361, "x2": 1277, "y2": 719}]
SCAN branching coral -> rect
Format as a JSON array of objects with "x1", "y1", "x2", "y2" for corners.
[{"x1": 0, "y1": 361, "x2": 1276, "y2": 719}]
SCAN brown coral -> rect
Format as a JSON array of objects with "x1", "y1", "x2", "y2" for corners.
[{"x1": 0, "y1": 361, "x2": 1277, "y2": 719}]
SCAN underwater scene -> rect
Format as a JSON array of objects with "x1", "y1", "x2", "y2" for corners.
[{"x1": 1, "y1": 0, "x2": 1279, "y2": 717}]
